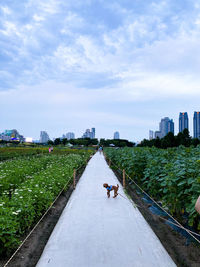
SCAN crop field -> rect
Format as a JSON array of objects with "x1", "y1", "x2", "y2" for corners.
[
  {"x1": 0, "y1": 147, "x2": 91, "y2": 161},
  {"x1": 105, "y1": 146, "x2": 200, "y2": 232},
  {"x1": 0, "y1": 149, "x2": 93, "y2": 256}
]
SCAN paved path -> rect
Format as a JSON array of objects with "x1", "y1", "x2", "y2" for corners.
[{"x1": 37, "y1": 153, "x2": 176, "y2": 267}]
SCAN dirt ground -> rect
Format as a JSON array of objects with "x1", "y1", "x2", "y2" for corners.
[
  {"x1": 113, "y1": 168, "x2": 200, "y2": 267},
  {"x1": 0, "y1": 166, "x2": 86, "y2": 267},
  {"x1": 1, "y1": 162, "x2": 200, "y2": 267}
]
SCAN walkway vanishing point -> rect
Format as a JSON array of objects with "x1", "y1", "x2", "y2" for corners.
[{"x1": 36, "y1": 153, "x2": 176, "y2": 267}]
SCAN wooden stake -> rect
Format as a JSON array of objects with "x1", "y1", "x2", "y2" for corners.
[
  {"x1": 109, "y1": 159, "x2": 111, "y2": 167},
  {"x1": 73, "y1": 169, "x2": 76, "y2": 189},
  {"x1": 123, "y1": 169, "x2": 126, "y2": 188}
]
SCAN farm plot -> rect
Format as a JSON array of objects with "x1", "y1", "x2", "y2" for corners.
[
  {"x1": 0, "y1": 151, "x2": 92, "y2": 256},
  {"x1": 104, "y1": 146, "x2": 200, "y2": 232},
  {"x1": 0, "y1": 147, "x2": 90, "y2": 161}
]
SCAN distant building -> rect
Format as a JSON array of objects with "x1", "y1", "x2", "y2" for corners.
[
  {"x1": 0, "y1": 129, "x2": 25, "y2": 142},
  {"x1": 159, "y1": 117, "x2": 174, "y2": 138},
  {"x1": 82, "y1": 128, "x2": 95, "y2": 139},
  {"x1": 179, "y1": 112, "x2": 189, "y2": 133},
  {"x1": 114, "y1": 131, "x2": 120, "y2": 139},
  {"x1": 66, "y1": 132, "x2": 75, "y2": 140},
  {"x1": 40, "y1": 131, "x2": 50, "y2": 143},
  {"x1": 149, "y1": 130, "x2": 154, "y2": 140},
  {"x1": 91, "y1": 128, "x2": 95, "y2": 139},
  {"x1": 194, "y1": 111, "x2": 200, "y2": 139},
  {"x1": 155, "y1": 131, "x2": 162, "y2": 139}
]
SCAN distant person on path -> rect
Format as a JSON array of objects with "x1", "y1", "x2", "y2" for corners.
[
  {"x1": 99, "y1": 146, "x2": 103, "y2": 154},
  {"x1": 49, "y1": 147, "x2": 51, "y2": 153},
  {"x1": 195, "y1": 196, "x2": 200, "y2": 214}
]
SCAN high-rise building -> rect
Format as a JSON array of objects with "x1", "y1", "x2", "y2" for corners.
[
  {"x1": 159, "y1": 117, "x2": 174, "y2": 138},
  {"x1": 149, "y1": 130, "x2": 154, "y2": 140},
  {"x1": 0, "y1": 129, "x2": 25, "y2": 142},
  {"x1": 40, "y1": 131, "x2": 50, "y2": 143},
  {"x1": 66, "y1": 132, "x2": 75, "y2": 140},
  {"x1": 91, "y1": 128, "x2": 95, "y2": 139},
  {"x1": 114, "y1": 131, "x2": 120, "y2": 139},
  {"x1": 194, "y1": 111, "x2": 200, "y2": 139},
  {"x1": 82, "y1": 128, "x2": 95, "y2": 139},
  {"x1": 155, "y1": 131, "x2": 162, "y2": 139},
  {"x1": 179, "y1": 112, "x2": 189, "y2": 133}
]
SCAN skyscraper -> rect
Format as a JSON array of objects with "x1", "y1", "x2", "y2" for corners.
[
  {"x1": 159, "y1": 117, "x2": 174, "y2": 138},
  {"x1": 155, "y1": 131, "x2": 162, "y2": 139},
  {"x1": 194, "y1": 112, "x2": 200, "y2": 139},
  {"x1": 91, "y1": 128, "x2": 95, "y2": 139},
  {"x1": 40, "y1": 131, "x2": 50, "y2": 143},
  {"x1": 149, "y1": 130, "x2": 154, "y2": 140},
  {"x1": 179, "y1": 112, "x2": 189, "y2": 133},
  {"x1": 114, "y1": 131, "x2": 120, "y2": 139},
  {"x1": 66, "y1": 132, "x2": 75, "y2": 140},
  {"x1": 0, "y1": 129, "x2": 25, "y2": 142},
  {"x1": 82, "y1": 128, "x2": 95, "y2": 139}
]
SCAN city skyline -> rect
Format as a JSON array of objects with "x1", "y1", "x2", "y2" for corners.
[
  {"x1": 1, "y1": 110, "x2": 200, "y2": 142},
  {"x1": 150, "y1": 111, "x2": 200, "y2": 140},
  {"x1": 1, "y1": 1, "x2": 200, "y2": 141}
]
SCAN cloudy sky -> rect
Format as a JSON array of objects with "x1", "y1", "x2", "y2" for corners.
[{"x1": 1, "y1": 0, "x2": 200, "y2": 141}]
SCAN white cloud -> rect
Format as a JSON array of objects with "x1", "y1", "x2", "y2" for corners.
[
  {"x1": 33, "y1": 14, "x2": 45, "y2": 22},
  {"x1": 1, "y1": 6, "x2": 11, "y2": 15}
]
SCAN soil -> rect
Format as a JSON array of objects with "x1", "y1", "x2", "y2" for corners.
[
  {"x1": 1, "y1": 159, "x2": 200, "y2": 267},
  {"x1": 113, "y1": 167, "x2": 200, "y2": 267},
  {"x1": 0, "y1": 165, "x2": 86, "y2": 267}
]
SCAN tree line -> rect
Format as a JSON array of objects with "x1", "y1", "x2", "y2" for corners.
[
  {"x1": 47, "y1": 138, "x2": 135, "y2": 147},
  {"x1": 138, "y1": 129, "x2": 200, "y2": 148}
]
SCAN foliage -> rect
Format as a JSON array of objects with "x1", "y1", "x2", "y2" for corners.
[
  {"x1": 69, "y1": 138, "x2": 98, "y2": 146},
  {"x1": 105, "y1": 146, "x2": 200, "y2": 231},
  {"x1": 0, "y1": 147, "x2": 92, "y2": 161},
  {"x1": 0, "y1": 151, "x2": 92, "y2": 256},
  {"x1": 99, "y1": 139, "x2": 135, "y2": 147}
]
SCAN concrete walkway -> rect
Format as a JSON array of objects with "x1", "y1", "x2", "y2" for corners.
[{"x1": 36, "y1": 153, "x2": 176, "y2": 267}]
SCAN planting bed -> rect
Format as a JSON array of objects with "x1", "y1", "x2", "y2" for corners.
[
  {"x1": 105, "y1": 149, "x2": 200, "y2": 267},
  {"x1": 0, "y1": 150, "x2": 93, "y2": 265},
  {"x1": 0, "y1": 164, "x2": 87, "y2": 267}
]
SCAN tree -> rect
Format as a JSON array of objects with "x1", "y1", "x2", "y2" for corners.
[
  {"x1": 54, "y1": 138, "x2": 61, "y2": 145},
  {"x1": 161, "y1": 132, "x2": 176, "y2": 148},
  {"x1": 48, "y1": 140, "x2": 54, "y2": 145},
  {"x1": 99, "y1": 139, "x2": 135, "y2": 147},
  {"x1": 62, "y1": 138, "x2": 68, "y2": 146},
  {"x1": 191, "y1": 138, "x2": 200, "y2": 147},
  {"x1": 176, "y1": 129, "x2": 191, "y2": 147}
]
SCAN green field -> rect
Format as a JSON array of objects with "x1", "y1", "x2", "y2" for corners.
[
  {"x1": 0, "y1": 146, "x2": 93, "y2": 161},
  {"x1": 105, "y1": 146, "x2": 200, "y2": 231},
  {"x1": 0, "y1": 148, "x2": 93, "y2": 256}
]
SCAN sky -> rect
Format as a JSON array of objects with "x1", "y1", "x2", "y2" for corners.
[{"x1": 1, "y1": 0, "x2": 200, "y2": 141}]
